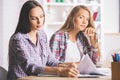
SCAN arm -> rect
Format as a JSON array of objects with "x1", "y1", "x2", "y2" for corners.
[
  {"x1": 39, "y1": 30, "x2": 59, "y2": 66},
  {"x1": 89, "y1": 35, "x2": 101, "y2": 62},
  {"x1": 10, "y1": 35, "x2": 45, "y2": 75},
  {"x1": 49, "y1": 33, "x2": 60, "y2": 60},
  {"x1": 84, "y1": 27, "x2": 101, "y2": 63},
  {"x1": 43, "y1": 66, "x2": 79, "y2": 77},
  {"x1": 58, "y1": 62, "x2": 80, "y2": 68}
]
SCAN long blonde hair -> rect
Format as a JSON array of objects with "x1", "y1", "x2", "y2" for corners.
[{"x1": 59, "y1": 5, "x2": 94, "y2": 32}]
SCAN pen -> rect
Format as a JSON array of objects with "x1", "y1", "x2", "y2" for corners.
[
  {"x1": 112, "y1": 54, "x2": 115, "y2": 62},
  {"x1": 115, "y1": 53, "x2": 119, "y2": 62}
]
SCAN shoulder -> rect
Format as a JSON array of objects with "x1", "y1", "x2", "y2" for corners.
[
  {"x1": 9, "y1": 32, "x2": 28, "y2": 47},
  {"x1": 51, "y1": 31, "x2": 67, "y2": 39},
  {"x1": 54, "y1": 31, "x2": 65, "y2": 35},
  {"x1": 10, "y1": 32, "x2": 26, "y2": 41}
]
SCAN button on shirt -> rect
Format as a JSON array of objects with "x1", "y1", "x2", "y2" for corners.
[{"x1": 7, "y1": 30, "x2": 58, "y2": 80}]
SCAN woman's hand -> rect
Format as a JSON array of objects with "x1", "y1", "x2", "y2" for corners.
[
  {"x1": 84, "y1": 27, "x2": 98, "y2": 48},
  {"x1": 67, "y1": 62, "x2": 80, "y2": 69},
  {"x1": 58, "y1": 62, "x2": 80, "y2": 68},
  {"x1": 57, "y1": 62, "x2": 80, "y2": 77},
  {"x1": 57, "y1": 67, "x2": 79, "y2": 77},
  {"x1": 84, "y1": 27, "x2": 96, "y2": 37}
]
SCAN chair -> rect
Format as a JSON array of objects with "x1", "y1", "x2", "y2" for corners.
[{"x1": 0, "y1": 66, "x2": 7, "y2": 80}]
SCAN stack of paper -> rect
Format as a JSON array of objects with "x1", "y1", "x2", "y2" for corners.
[{"x1": 77, "y1": 54, "x2": 111, "y2": 76}]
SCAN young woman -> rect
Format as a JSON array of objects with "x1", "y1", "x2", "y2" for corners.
[
  {"x1": 7, "y1": 1, "x2": 79, "y2": 80},
  {"x1": 50, "y1": 5, "x2": 100, "y2": 64}
]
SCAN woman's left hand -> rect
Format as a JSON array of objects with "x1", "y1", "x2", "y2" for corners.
[
  {"x1": 84, "y1": 27, "x2": 96, "y2": 37},
  {"x1": 84, "y1": 27, "x2": 98, "y2": 48}
]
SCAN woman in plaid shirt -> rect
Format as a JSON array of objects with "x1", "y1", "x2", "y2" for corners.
[
  {"x1": 7, "y1": 1, "x2": 79, "y2": 80},
  {"x1": 50, "y1": 5, "x2": 100, "y2": 65}
]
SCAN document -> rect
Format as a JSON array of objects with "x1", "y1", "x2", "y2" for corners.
[
  {"x1": 78, "y1": 74, "x2": 99, "y2": 78},
  {"x1": 77, "y1": 54, "x2": 111, "y2": 76}
]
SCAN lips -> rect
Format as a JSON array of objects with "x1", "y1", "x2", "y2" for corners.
[
  {"x1": 37, "y1": 25, "x2": 42, "y2": 28},
  {"x1": 80, "y1": 25, "x2": 86, "y2": 28}
]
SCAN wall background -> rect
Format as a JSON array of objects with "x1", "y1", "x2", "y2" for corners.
[
  {"x1": 102, "y1": 0, "x2": 119, "y2": 33},
  {"x1": 0, "y1": 0, "x2": 119, "y2": 70}
]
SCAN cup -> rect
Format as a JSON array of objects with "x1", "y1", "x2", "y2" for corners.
[{"x1": 111, "y1": 62, "x2": 120, "y2": 80}]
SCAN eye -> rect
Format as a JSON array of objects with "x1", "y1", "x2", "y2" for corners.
[
  {"x1": 30, "y1": 16, "x2": 37, "y2": 20},
  {"x1": 40, "y1": 14, "x2": 45, "y2": 18},
  {"x1": 80, "y1": 16, "x2": 83, "y2": 19},
  {"x1": 80, "y1": 16, "x2": 82, "y2": 19}
]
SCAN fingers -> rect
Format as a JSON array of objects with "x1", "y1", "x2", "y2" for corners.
[
  {"x1": 60, "y1": 67, "x2": 79, "y2": 77},
  {"x1": 69, "y1": 63, "x2": 77, "y2": 68},
  {"x1": 68, "y1": 63, "x2": 80, "y2": 76},
  {"x1": 84, "y1": 27, "x2": 96, "y2": 36},
  {"x1": 59, "y1": 62, "x2": 80, "y2": 77},
  {"x1": 68, "y1": 68, "x2": 79, "y2": 77}
]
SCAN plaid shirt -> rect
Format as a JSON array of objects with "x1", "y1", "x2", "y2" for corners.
[
  {"x1": 7, "y1": 30, "x2": 58, "y2": 80},
  {"x1": 50, "y1": 31, "x2": 98, "y2": 64}
]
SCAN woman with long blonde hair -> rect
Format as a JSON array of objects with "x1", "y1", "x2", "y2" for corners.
[{"x1": 50, "y1": 5, "x2": 100, "y2": 64}]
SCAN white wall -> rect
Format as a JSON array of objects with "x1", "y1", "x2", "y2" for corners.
[
  {"x1": 102, "y1": 33, "x2": 120, "y2": 67},
  {"x1": 1, "y1": 0, "x2": 20, "y2": 70},
  {"x1": 1, "y1": 0, "x2": 29, "y2": 70},
  {"x1": 101, "y1": 0, "x2": 119, "y2": 67},
  {"x1": 102, "y1": 0, "x2": 119, "y2": 33},
  {"x1": 0, "y1": 0, "x2": 4, "y2": 69}
]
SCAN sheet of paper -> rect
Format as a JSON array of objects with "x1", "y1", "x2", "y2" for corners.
[
  {"x1": 96, "y1": 68, "x2": 111, "y2": 76},
  {"x1": 78, "y1": 74, "x2": 99, "y2": 78},
  {"x1": 77, "y1": 54, "x2": 111, "y2": 76}
]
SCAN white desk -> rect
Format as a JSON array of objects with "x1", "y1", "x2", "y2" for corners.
[{"x1": 17, "y1": 76, "x2": 111, "y2": 80}]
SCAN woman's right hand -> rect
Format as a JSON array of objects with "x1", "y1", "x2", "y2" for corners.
[{"x1": 57, "y1": 67, "x2": 79, "y2": 77}]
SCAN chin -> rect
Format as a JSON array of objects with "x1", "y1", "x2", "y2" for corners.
[
  {"x1": 79, "y1": 29, "x2": 84, "y2": 32},
  {"x1": 37, "y1": 27, "x2": 42, "y2": 30}
]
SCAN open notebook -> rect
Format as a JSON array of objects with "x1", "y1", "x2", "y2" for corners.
[{"x1": 77, "y1": 54, "x2": 111, "y2": 77}]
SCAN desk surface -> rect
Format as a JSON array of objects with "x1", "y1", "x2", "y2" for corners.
[{"x1": 17, "y1": 76, "x2": 111, "y2": 80}]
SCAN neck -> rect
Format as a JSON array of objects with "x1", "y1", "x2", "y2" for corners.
[
  {"x1": 28, "y1": 31, "x2": 38, "y2": 45},
  {"x1": 29, "y1": 31, "x2": 37, "y2": 37},
  {"x1": 68, "y1": 29, "x2": 79, "y2": 42}
]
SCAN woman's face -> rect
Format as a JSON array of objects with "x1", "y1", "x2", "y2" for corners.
[
  {"x1": 74, "y1": 8, "x2": 89, "y2": 32},
  {"x1": 29, "y1": 6, "x2": 44, "y2": 31}
]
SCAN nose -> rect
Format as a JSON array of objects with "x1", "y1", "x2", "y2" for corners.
[
  {"x1": 82, "y1": 19, "x2": 87, "y2": 24},
  {"x1": 37, "y1": 18, "x2": 40, "y2": 24}
]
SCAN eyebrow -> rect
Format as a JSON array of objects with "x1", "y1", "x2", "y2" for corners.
[
  {"x1": 29, "y1": 16, "x2": 37, "y2": 17},
  {"x1": 30, "y1": 14, "x2": 45, "y2": 17}
]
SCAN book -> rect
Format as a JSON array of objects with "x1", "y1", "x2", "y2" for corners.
[{"x1": 93, "y1": 12, "x2": 98, "y2": 21}]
